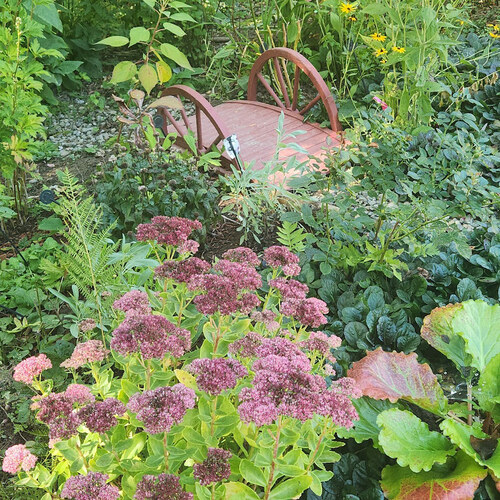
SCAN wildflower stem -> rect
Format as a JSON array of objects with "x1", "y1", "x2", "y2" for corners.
[
  {"x1": 306, "y1": 419, "x2": 330, "y2": 472},
  {"x1": 263, "y1": 416, "x2": 283, "y2": 500},
  {"x1": 210, "y1": 396, "x2": 217, "y2": 436},
  {"x1": 145, "y1": 360, "x2": 152, "y2": 390},
  {"x1": 163, "y1": 432, "x2": 169, "y2": 470},
  {"x1": 211, "y1": 483, "x2": 216, "y2": 500}
]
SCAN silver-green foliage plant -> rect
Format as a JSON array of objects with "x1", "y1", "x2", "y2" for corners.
[
  {"x1": 98, "y1": 0, "x2": 194, "y2": 94},
  {"x1": 3, "y1": 217, "x2": 361, "y2": 499},
  {"x1": 343, "y1": 300, "x2": 500, "y2": 499}
]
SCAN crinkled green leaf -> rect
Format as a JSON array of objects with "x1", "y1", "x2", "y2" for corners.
[
  {"x1": 421, "y1": 303, "x2": 471, "y2": 371},
  {"x1": 440, "y1": 418, "x2": 500, "y2": 475},
  {"x1": 337, "y1": 397, "x2": 394, "y2": 448},
  {"x1": 381, "y1": 451, "x2": 487, "y2": 500},
  {"x1": 377, "y1": 409, "x2": 455, "y2": 472},
  {"x1": 348, "y1": 348, "x2": 447, "y2": 414},
  {"x1": 451, "y1": 300, "x2": 500, "y2": 372}
]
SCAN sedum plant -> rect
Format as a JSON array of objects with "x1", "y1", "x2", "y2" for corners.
[
  {"x1": 2, "y1": 217, "x2": 361, "y2": 499},
  {"x1": 342, "y1": 300, "x2": 500, "y2": 499}
]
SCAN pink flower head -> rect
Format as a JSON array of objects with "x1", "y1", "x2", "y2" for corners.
[
  {"x1": 110, "y1": 314, "x2": 191, "y2": 359},
  {"x1": 188, "y1": 358, "x2": 248, "y2": 395},
  {"x1": 36, "y1": 393, "x2": 81, "y2": 440},
  {"x1": 134, "y1": 474, "x2": 193, "y2": 500},
  {"x1": 280, "y1": 297, "x2": 328, "y2": 328},
  {"x1": 213, "y1": 260, "x2": 262, "y2": 290},
  {"x1": 251, "y1": 310, "x2": 280, "y2": 332},
  {"x1": 13, "y1": 354, "x2": 52, "y2": 385},
  {"x1": 2, "y1": 444, "x2": 37, "y2": 474},
  {"x1": 193, "y1": 448, "x2": 232, "y2": 486},
  {"x1": 177, "y1": 239, "x2": 199, "y2": 255},
  {"x1": 229, "y1": 331, "x2": 264, "y2": 358},
  {"x1": 61, "y1": 340, "x2": 109, "y2": 369},
  {"x1": 263, "y1": 246, "x2": 300, "y2": 275},
  {"x1": 113, "y1": 290, "x2": 151, "y2": 316},
  {"x1": 256, "y1": 337, "x2": 310, "y2": 370},
  {"x1": 373, "y1": 95, "x2": 388, "y2": 110},
  {"x1": 269, "y1": 277, "x2": 309, "y2": 299},
  {"x1": 61, "y1": 472, "x2": 120, "y2": 500},
  {"x1": 154, "y1": 257, "x2": 210, "y2": 283},
  {"x1": 135, "y1": 216, "x2": 202, "y2": 246},
  {"x1": 222, "y1": 247, "x2": 260, "y2": 267},
  {"x1": 127, "y1": 384, "x2": 195, "y2": 434},
  {"x1": 64, "y1": 384, "x2": 95, "y2": 405},
  {"x1": 315, "y1": 378, "x2": 361, "y2": 428},
  {"x1": 78, "y1": 398, "x2": 126, "y2": 433},
  {"x1": 300, "y1": 331, "x2": 341, "y2": 363},
  {"x1": 79, "y1": 318, "x2": 96, "y2": 332}
]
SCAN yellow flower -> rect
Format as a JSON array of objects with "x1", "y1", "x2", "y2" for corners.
[
  {"x1": 374, "y1": 48, "x2": 388, "y2": 57},
  {"x1": 340, "y1": 2, "x2": 356, "y2": 14},
  {"x1": 490, "y1": 32, "x2": 500, "y2": 39},
  {"x1": 370, "y1": 32, "x2": 387, "y2": 42},
  {"x1": 348, "y1": 15, "x2": 357, "y2": 21},
  {"x1": 487, "y1": 24, "x2": 499, "y2": 31},
  {"x1": 392, "y1": 46, "x2": 405, "y2": 53},
  {"x1": 381, "y1": 59, "x2": 387, "y2": 64}
]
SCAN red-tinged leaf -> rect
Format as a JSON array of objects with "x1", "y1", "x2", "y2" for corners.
[
  {"x1": 381, "y1": 451, "x2": 487, "y2": 500},
  {"x1": 421, "y1": 303, "x2": 471, "y2": 371},
  {"x1": 347, "y1": 348, "x2": 447, "y2": 414}
]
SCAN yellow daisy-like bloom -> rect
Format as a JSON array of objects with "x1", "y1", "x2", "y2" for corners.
[
  {"x1": 348, "y1": 15, "x2": 357, "y2": 21},
  {"x1": 392, "y1": 46, "x2": 405, "y2": 53},
  {"x1": 381, "y1": 59, "x2": 387, "y2": 64},
  {"x1": 370, "y1": 32, "x2": 387, "y2": 42},
  {"x1": 340, "y1": 2, "x2": 356, "y2": 14},
  {"x1": 374, "y1": 48, "x2": 388, "y2": 57},
  {"x1": 490, "y1": 32, "x2": 500, "y2": 39},
  {"x1": 487, "y1": 24, "x2": 499, "y2": 31}
]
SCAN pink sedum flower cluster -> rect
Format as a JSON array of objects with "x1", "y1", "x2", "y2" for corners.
[
  {"x1": 238, "y1": 337, "x2": 359, "y2": 428},
  {"x1": 61, "y1": 472, "x2": 120, "y2": 500},
  {"x1": 154, "y1": 257, "x2": 210, "y2": 283},
  {"x1": 2, "y1": 444, "x2": 37, "y2": 474},
  {"x1": 193, "y1": 448, "x2": 232, "y2": 486},
  {"x1": 269, "y1": 277, "x2": 309, "y2": 300},
  {"x1": 263, "y1": 246, "x2": 301, "y2": 276},
  {"x1": 127, "y1": 384, "x2": 195, "y2": 434},
  {"x1": 113, "y1": 290, "x2": 152, "y2": 316},
  {"x1": 135, "y1": 216, "x2": 201, "y2": 247},
  {"x1": 78, "y1": 318, "x2": 96, "y2": 333},
  {"x1": 61, "y1": 340, "x2": 109, "y2": 369},
  {"x1": 229, "y1": 331, "x2": 264, "y2": 358},
  {"x1": 64, "y1": 384, "x2": 95, "y2": 405},
  {"x1": 281, "y1": 297, "x2": 329, "y2": 328},
  {"x1": 134, "y1": 473, "x2": 193, "y2": 500},
  {"x1": 13, "y1": 354, "x2": 52, "y2": 385},
  {"x1": 77, "y1": 398, "x2": 126, "y2": 433},
  {"x1": 111, "y1": 313, "x2": 191, "y2": 359},
  {"x1": 188, "y1": 358, "x2": 248, "y2": 395},
  {"x1": 250, "y1": 310, "x2": 280, "y2": 331},
  {"x1": 222, "y1": 247, "x2": 260, "y2": 267},
  {"x1": 301, "y1": 331, "x2": 342, "y2": 363}
]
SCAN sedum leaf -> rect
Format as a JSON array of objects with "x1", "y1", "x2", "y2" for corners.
[
  {"x1": 268, "y1": 476, "x2": 313, "y2": 500},
  {"x1": 451, "y1": 300, "x2": 500, "y2": 373},
  {"x1": 381, "y1": 451, "x2": 487, "y2": 500},
  {"x1": 224, "y1": 482, "x2": 260, "y2": 499},
  {"x1": 440, "y1": 418, "x2": 500, "y2": 475},
  {"x1": 377, "y1": 409, "x2": 455, "y2": 472},
  {"x1": 348, "y1": 348, "x2": 447, "y2": 414},
  {"x1": 421, "y1": 303, "x2": 471, "y2": 371}
]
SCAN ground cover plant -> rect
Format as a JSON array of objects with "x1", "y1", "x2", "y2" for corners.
[{"x1": 1, "y1": 0, "x2": 499, "y2": 499}]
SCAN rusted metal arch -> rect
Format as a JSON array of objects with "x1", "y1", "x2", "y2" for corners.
[
  {"x1": 247, "y1": 47, "x2": 342, "y2": 133},
  {"x1": 158, "y1": 84, "x2": 231, "y2": 156}
]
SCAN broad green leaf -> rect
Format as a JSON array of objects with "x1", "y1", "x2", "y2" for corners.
[
  {"x1": 175, "y1": 368, "x2": 197, "y2": 389},
  {"x1": 111, "y1": 61, "x2": 137, "y2": 84},
  {"x1": 33, "y1": 2, "x2": 63, "y2": 31},
  {"x1": 239, "y1": 459, "x2": 267, "y2": 487},
  {"x1": 138, "y1": 64, "x2": 158, "y2": 94},
  {"x1": 451, "y1": 300, "x2": 500, "y2": 372},
  {"x1": 129, "y1": 27, "x2": 150, "y2": 46},
  {"x1": 361, "y1": 3, "x2": 389, "y2": 15},
  {"x1": 378, "y1": 409, "x2": 455, "y2": 472},
  {"x1": 170, "y1": 12, "x2": 196, "y2": 22},
  {"x1": 97, "y1": 36, "x2": 129, "y2": 47},
  {"x1": 440, "y1": 418, "x2": 500, "y2": 475},
  {"x1": 381, "y1": 451, "x2": 487, "y2": 500},
  {"x1": 337, "y1": 397, "x2": 395, "y2": 448},
  {"x1": 163, "y1": 22, "x2": 186, "y2": 36},
  {"x1": 160, "y1": 43, "x2": 192, "y2": 69},
  {"x1": 476, "y1": 354, "x2": 500, "y2": 420},
  {"x1": 156, "y1": 61, "x2": 172, "y2": 83},
  {"x1": 421, "y1": 303, "x2": 471, "y2": 371},
  {"x1": 224, "y1": 482, "x2": 260, "y2": 499},
  {"x1": 348, "y1": 348, "x2": 447, "y2": 414},
  {"x1": 268, "y1": 476, "x2": 312, "y2": 499}
]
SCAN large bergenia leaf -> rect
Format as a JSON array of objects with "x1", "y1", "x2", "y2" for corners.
[
  {"x1": 377, "y1": 409, "x2": 455, "y2": 472},
  {"x1": 476, "y1": 354, "x2": 500, "y2": 422},
  {"x1": 337, "y1": 397, "x2": 394, "y2": 448},
  {"x1": 348, "y1": 348, "x2": 447, "y2": 414},
  {"x1": 440, "y1": 418, "x2": 500, "y2": 475},
  {"x1": 421, "y1": 303, "x2": 471, "y2": 371},
  {"x1": 381, "y1": 451, "x2": 487, "y2": 500},
  {"x1": 451, "y1": 300, "x2": 500, "y2": 372}
]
